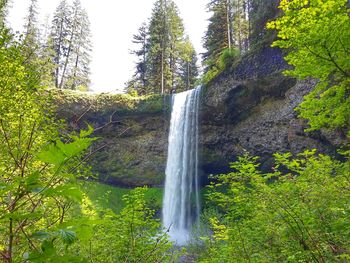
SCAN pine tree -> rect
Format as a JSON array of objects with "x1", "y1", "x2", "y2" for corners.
[
  {"x1": 178, "y1": 38, "x2": 198, "y2": 92},
  {"x1": 248, "y1": 0, "x2": 280, "y2": 47},
  {"x1": 49, "y1": 0, "x2": 91, "y2": 90},
  {"x1": 22, "y1": 0, "x2": 41, "y2": 64},
  {"x1": 129, "y1": 22, "x2": 149, "y2": 95},
  {"x1": 128, "y1": 0, "x2": 197, "y2": 95},
  {"x1": 232, "y1": 0, "x2": 249, "y2": 52},
  {"x1": 203, "y1": 0, "x2": 250, "y2": 75},
  {"x1": 50, "y1": 0, "x2": 71, "y2": 88},
  {"x1": 147, "y1": 0, "x2": 171, "y2": 94},
  {"x1": 66, "y1": 0, "x2": 92, "y2": 90},
  {"x1": 203, "y1": 0, "x2": 232, "y2": 73},
  {"x1": 0, "y1": 0, "x2": 8, "y2": 28}
]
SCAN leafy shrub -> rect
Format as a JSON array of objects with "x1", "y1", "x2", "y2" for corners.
[{"x1": 199, "y1": 151, "x2": 350, "y2": 262}]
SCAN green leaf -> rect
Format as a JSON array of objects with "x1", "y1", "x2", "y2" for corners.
[{"x1": 58, "y1": 229, "x2": 77, "y2": 245}]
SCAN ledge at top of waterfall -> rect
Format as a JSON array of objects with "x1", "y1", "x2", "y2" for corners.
[{"x1": 162, "y1": 87, "x2": 201, "y2": 246}]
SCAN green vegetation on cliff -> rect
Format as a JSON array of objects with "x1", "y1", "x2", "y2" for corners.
[{"x1": 51, "y1": 89, "x2": 167, "y2": 116}]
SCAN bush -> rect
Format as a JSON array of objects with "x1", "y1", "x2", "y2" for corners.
[{"x1": 199, "y1": 151, "x2": 350, "y2": 262}]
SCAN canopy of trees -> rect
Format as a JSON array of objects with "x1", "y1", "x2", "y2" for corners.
[{"x1": 126, "y1": 0, "x2": 199, "y2": 95}]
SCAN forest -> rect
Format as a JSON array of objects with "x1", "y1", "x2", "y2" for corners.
[{"x1": 0, "y1": 0, "x2": 349, "y2": 262}]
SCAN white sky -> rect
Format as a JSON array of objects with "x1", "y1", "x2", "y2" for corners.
[{"x1": 7, "y1": 0, "x2": 209, "y2": 93}]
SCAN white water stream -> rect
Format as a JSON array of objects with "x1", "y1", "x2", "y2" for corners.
[{"x1": 162, "y1": 87, "x2": 201, "y2": 246}]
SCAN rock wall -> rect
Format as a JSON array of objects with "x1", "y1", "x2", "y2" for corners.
[
  {"x1": 54, "y1": 90, "x2": 170, "y2": 187},
  {"x1": 200, "y1": 73, "x2": 344, "y2": 179},
  {"x1": 55, "y1": 70, "x2": 346, "y2": 187}
]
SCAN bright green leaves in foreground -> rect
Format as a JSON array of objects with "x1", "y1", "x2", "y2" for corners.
[
  {"x1": 69, "y1": 187, "x2": 175, "y2": 262},
  {"x1": 267, "y1": 0, "x2": 350, "y2": 132},
  {"x1": 200, "y1": 151, "x2": 350, "y2": 262}
]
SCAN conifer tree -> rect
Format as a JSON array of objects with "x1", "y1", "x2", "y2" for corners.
[
  {"x1": 0, "y1": 0, "x2": 8, "y2": 28},
  {"x1": 129, "y1": 22, "x2": 149, "y2": 95},
  {"x1": 50, "y1": 0, "x2": 71, "y2": 88},
  {"x1": 22, "y1": 0, "x2": 41, "y2": 64},
  {"x1": 203, "y1": 0, "x2": 232, "y2": 73},
  {"x1": 178, "y1": 38, "x2": 198, "y2": 91},
  {"x1": 128, "y1": 0, "x2": 198, "y2": 95},
  {"x1": 147, "y1": 0, "x2": 171, "y2": 94},
  {"x1": 49, "y1": 0, "x2": 91, "y2": 90},
  {"x1": 203, "y1": 0, "x2": 250, "y2": 74},
  {"x1": 64, "y1": 0, "x2": 91, "y2": 90}
]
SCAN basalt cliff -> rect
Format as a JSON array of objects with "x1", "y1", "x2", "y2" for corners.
[{"x1": 55, "y1": 48, "x2": 346, "y2": 187}]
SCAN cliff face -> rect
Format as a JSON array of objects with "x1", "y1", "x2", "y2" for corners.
[
  {"x1": 55, "y1": 71, "x2": 344, "y2": 187},
  {"x1": 54, "y1": 90, "x2": 170, "y2": 187},
  {"x1": 200, "y1": 74, "x2": 343, "y2": 178}
]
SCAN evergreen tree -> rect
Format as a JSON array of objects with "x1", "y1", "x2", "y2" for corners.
[
  {"x1": 24, "y1": 0, "x2": 39, "y2": 42},
  {"x1": 66, "y1": 0, "x2": 92, "y2": 90},
  {"x1": 129, "y1": 22, "x2": 149, "y2": 95},
  {"x1": 147, "y1": 0, "x2": 170, "y2": 94},
  {"x1": 232, "y1": 0, "x2": 249, "y2": 52},
  {"x1": 248, "y1": 0, "x2": 280, "y2": 47},
  {"x1": 128, "y1": 0, "x2": 198, "y2": 95},
  {"x1": 203, "y1": 0, "x2": 250, "y2": 77},
  {"x1": 22, "y1": 0, "x2": 40, "y2": 65},
  {"x1": 178, "y1": 38, "x2": 198, "y2": 92},
  {"x1": 49, "y1": 0, "x2": 91, "y2": 90},
  {"x1": 49, "y1": 0, "x2": 71, "y2": 88},
  {"x1": 0, "y1": 0, "x2": 8, "y2": 28},
  {"x1": 203, "y1": 0, "x2": 232, "y2": 73}
]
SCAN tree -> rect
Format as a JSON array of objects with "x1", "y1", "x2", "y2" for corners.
[
  {"x1": 267, "y1": 0, "x2": 350, "y2": 133},
  {"x1": 178, "y1": 38, "x2": 198, "y2": 91},
  {"x1": 49, "y1": 0, "x2": 91, "y2": 90},
  {"x1": 203, "y1": 0, "x2": 232, "y2": 74},
  {"x1": 0, "y1": 0, "x2": 9, "y2": 28},
  {"x1": 147, "y1": 0, "x2": 171, "y2": 94},
  {"x1": 202, "y1": 0, "x2": 247, "y2": 83},
  {"x1": 0, "y1": 29, "x2": 94, "y2": 262},
  {"x1": 66, "y1": 0, "x2": 92, "y2": 90},
  {"x1": 129, "y1": 22, "x2": 149, "y2": 95},
  {"x1": 248, "y1": 0, "x2": 280, "y2": 47},
  {"x1": 128, "y1": 0, "x2": 198, "y2": 95},
  {"x1": 231, "y1": 0, "x2": 249, "y2": 52},
  {"x1": 49, "y1": 0, "x2": 71, "y2": 88}
]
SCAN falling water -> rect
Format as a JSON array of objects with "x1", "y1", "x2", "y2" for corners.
[{"x1": 162, "y1": 87, "x2": 201, "y2": 246}]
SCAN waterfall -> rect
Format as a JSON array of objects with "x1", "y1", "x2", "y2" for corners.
[{"x1": 162, "y1": 87, "x2": 201, "y2": 246}]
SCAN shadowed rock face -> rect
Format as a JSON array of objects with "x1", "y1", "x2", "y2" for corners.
[{"x1": 199, "y1": 74, "x2": 345, "y2": 178}]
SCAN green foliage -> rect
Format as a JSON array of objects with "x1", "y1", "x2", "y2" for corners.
[
  {"x1": 202, "y1": 47, "x2": 240, "y2": 84},
  {"x1": 0, "y1": 28, "x2": 95, "y2": 262},
  {"x1": 198, "y1": 151, "x2": 350, "y2": 262},
  {"x1": 70, "y1": 187, "x2": 175, "y2": 262},
  {"x1": 81, "y1": 181, "x2": 163, "y2": 214},
  {"x1": 267, "y1": 0, "x2": 350, "y2": 132},
  {"x1": 218, "y1": 47, "x2": 240, "y2": 71}
]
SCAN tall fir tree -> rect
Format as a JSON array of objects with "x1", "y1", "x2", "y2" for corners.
[
  {"x1": 49, "y1": 0, "x2": 71, "y2": 88},
  {"x1": 128, "y1": 22, "x2": 149, "y2": 95},
  {"x1": 49, "y1": 0, "x2": 91, "y2": 90},
  {"x1": 203, "y1": 0, "x2": 232, "y2": 73},
  {"x1": 0, "y1": 0, "x2": 8, "y2": 28},
  {"x1": 68, "y1": 6, "x2": 91, "y2": 90},
  {"x1": 178, "y1": 38, "x2": 198, "y2": 92},
  {"x1": 203, "y1": 0, "x2": 250, "y2": 74},
  {"x1": 128, "y1": 0, "x2": 198, "y2": 95},
  {"x1": 248, "y1": 0, "x2": 280, "y2": 47},
  {"x1": 22, "y1": 0, "x2": 40, "y2": 64},
  {"x1": 147, "y1": 0, "x2": 170, "y2": 94}
]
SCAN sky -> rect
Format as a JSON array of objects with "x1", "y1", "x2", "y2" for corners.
[{"x1": 7, "y1": 0, "x2": 209, "y2": 93}]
